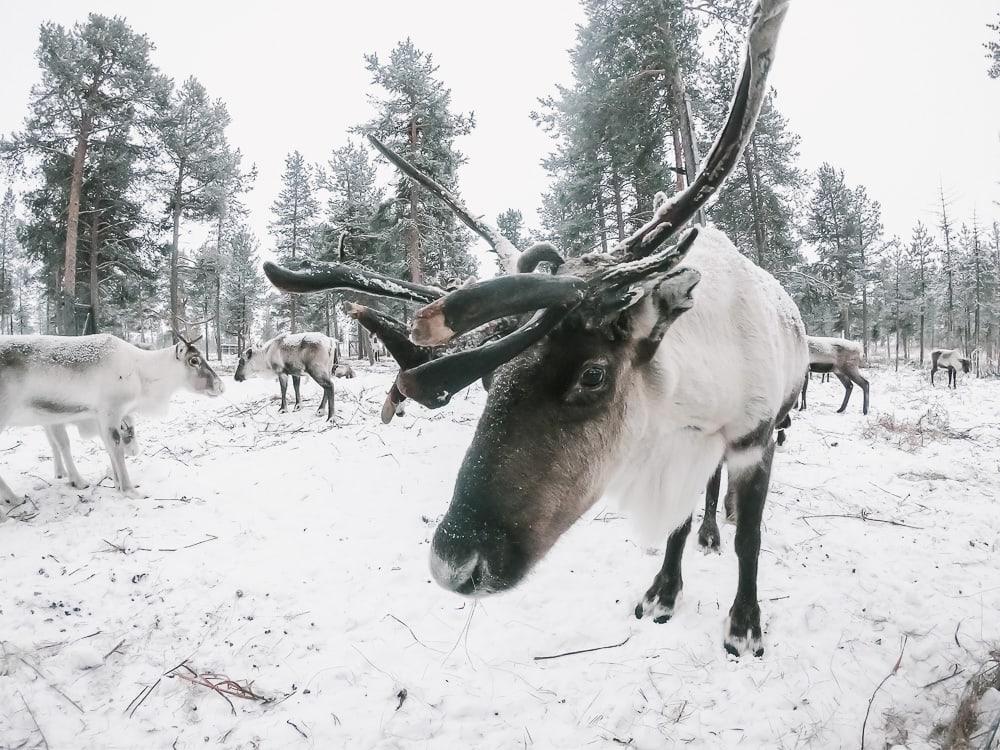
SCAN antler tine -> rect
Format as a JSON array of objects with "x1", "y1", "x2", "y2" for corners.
[
  {"x1": 343, "y1": 302, "x2": 433, "y2": 370},
  {"x1": 410, "y1": 274, "x2": 587, "y2": 347},
  {"x1": 517, "y1": 242, "x2": 565, "y2": 274},
  {"x1": 616, "y1": 0, "x2": 789, "y2": 259},
  {"x1": 344, "y1": 302, "x2": 435, "y2": 424},
  {"x1": 399, "y1": 304, "x2": 579, "y2": 409},
  {"x1": 367, "y1": 134, "x2": 521, "y2": 275},
  {"x1": 263, "y1": 259, "x2": 445, "y2": 305}
]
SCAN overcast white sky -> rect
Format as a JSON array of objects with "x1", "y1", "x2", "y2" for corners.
[{"x1": 2, "y1": 1, "x2": 999, "y2": 263}]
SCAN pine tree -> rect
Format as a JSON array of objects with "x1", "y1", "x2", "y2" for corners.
[
  {"x1": 703, "y1": 43, "x2": 805, "y2": 271},
  {"x1": 1, "y1": 15, "x2": 164, "y2": 333},
  {"x1": 533, "y1": 0, "x2": 695, "y2": 254},
  {"x1": 852, "y1": 186, "x2": 883, "y2": 357},
  {"x1": 270, "y1": 150, "x2": 320, "y2": 333},
  {"x1": 936, "y1": 185, "x2": 957, "y2": 341},
  {"x1": 909, "y1": 221, "x2": 937, "y2": 363},
  {"x1": 361, "y1": 39, "x2": 476, "y2": 284},
  {"x1": 807, "y1": 164, "x2": 859, "y2": 336},
  {"x1": 222, "y1": 228, "x2": 265, "y2": 353},
  {"x1": 156, "y1": 76, "x2": 233, "y2": 336},
  {"x1": 0, "y1": 188, "x2": 18, "y2": 334},
  {"x1": 496, "y1": 209, "x2": 529, "y2": 250}
]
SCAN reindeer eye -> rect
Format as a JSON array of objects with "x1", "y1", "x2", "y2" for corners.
[
  {"x1": 188, "y1": 355, "x2": 201, "y2": 367},
  {"x1": 579, "y1": 366, "x2": 606, "y2": 388}
]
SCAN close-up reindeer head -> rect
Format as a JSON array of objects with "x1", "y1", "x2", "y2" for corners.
[{"x1": 264, "y1": 0, "x2": 788, "y2": 596}]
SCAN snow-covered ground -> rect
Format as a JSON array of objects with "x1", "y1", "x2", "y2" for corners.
[{"x1": 1, "y1": 360, "x2": 998, "y2": 749}]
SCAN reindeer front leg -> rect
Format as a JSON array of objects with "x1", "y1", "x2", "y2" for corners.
[
  {"x1": 99, "y1": 415, "x2": 145, "y2": 500},
  {"x1": 277, "y1": 374, "x2": 290, "y2": 413},
  {"x1": 697, "y1": 462, "x2": 724, "y2": 551},
  {"x1": 292, "y1": 375, "x2": 303, "y2": 411},
  {"x1": 48, "y1": 425, "x2": 89, "y2": 489},
  {"x1": 44, "y1": 427, "x2": 67, "y2": 480},
  {"x1": 723, "y1": 438, "x2": 775, "y2": 658},
  {"x1": 635, "y1": 516, "x2": 692, "y2": 623}
]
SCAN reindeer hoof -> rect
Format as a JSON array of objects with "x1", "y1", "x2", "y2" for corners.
[
  {"x1": 697, "y1": 522, "x2": 721, "y2": 553},
  {"x1": 635, "y1": 576, "x2": 682, "y2": 624},
  {"x1": 293, "y1": 403, "x2": 302, "y2": 412},
  {"x1": 724, "y1": 607, "x2": 764, "y2": 657},
  {"x1": 71, "y1": 479, "x2": 90, "y2": 490},
  {"x1": 278, "y1": 407, "x2": 288, "y2": 414},
  {"x1": 123, "y1": 488, "x2": 148, "y2": 500}
]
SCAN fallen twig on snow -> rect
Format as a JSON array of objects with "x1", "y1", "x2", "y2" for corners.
[
  {"x1": 19, "y1": 657, "x2": 83, "y2": 713},
  {"x1": 18, "y1": 691, "x2": 49, "y2": 750},
  {"x1": 286, "y1": 719, "x2": 308, "y2": 738},
  {"x1": 534, "y1": 634, "x2": 632, "y2": 662},
  {"x1": 798, "y1": 510, "x2": 923, "y2": 530},
  {"x1": 860, "y1": 634, "x2": 907, "y2": 750},
  {"x1": 168, "y1": 662, "x2": 271, "y2": 715}
]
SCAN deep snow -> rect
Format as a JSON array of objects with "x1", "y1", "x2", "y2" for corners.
[{"x1": 1, "y1": 360, "x2": 998, "y2": 749}]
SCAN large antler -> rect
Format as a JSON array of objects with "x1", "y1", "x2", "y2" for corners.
[
  {"x1": 367, "y1": 135, "x2": 522, "y2": 275},
  {"x1": 263, "y1": 259, "x2": 444, "y2": 305},
  {"x1": 615, "y1": 0, "x2": 789, "y2": 259}
]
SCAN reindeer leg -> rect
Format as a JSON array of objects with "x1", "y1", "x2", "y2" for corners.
[
  {"x1": 843, "y1": 366, "x2": 870, "y2": 414},
  {"x1": 835, "y1": 372, "x2": 853, "y2": 413},
  {"x1": 798, "y1": 373, "x2": 808, "y2": 411},
  {"x1": 99, "y1": 415, "x2": 145, "y2": 500},
  {"x1": 635, "y1": 516, "x2": 692, "y2": 623},
  {"x1": 930, "y1": 364, "x2": 937, "y2": 385},
  {"x1": 45, "y1": 427, "x2": 67, "y2": 479},
  {"x1": 0, "y1": 419, "x2": 19, "y2": 506},
  {"x1": 723, "y1": 439, "x2": 775, "y2": 658},
  {"x1": 278, "y1": 374, "x2": 289, "y2": 413},
  {"x1": 309, "y1": 368, "x2": 335, "y2": 422},
  {"x1": 50, "y1": 425, "x2": 88, "y2": 489},
  {"x1": 292, "y1": 375, "x2": 302, "y2": 411},
  {"x1": 697, "y1": 462, "x2": 724, "y2": 552}
]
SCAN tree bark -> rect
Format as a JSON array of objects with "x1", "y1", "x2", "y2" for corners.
[
  {"x1": 170, "y1": 162, "x2": 185, "y2": 336},
  {"x1": 669, "y1": 69, "x2": 703, "y2": 225},
  {"x1": 743, "y1": 143, "x2": 766, "y2": 267},
  {"x1": 89, "y1": 209, "x2": 100, "y2": 334},
  {"x1": 610, "y1": 169, "x2": 625, "y2": 241},
  {"x1": 406, "y1": 115, "x2": 423, "y2": 284},
  {"x1": 62, "y1": 113, "x2": 92, "y2": 333},
  {"x1": 670, "y1": 127, "x2": 685, "y2": 194}
]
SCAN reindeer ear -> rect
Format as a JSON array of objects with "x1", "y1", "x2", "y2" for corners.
[
  {"x1": 175, "y1": 341, "x2": 186, "y2": 360},
  {"x1": 635, "y1": 268, "x2": 701, "y2": 363}
]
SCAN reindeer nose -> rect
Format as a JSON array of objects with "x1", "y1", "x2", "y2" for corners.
[
  {"x1": 430, "y1": 514, "x2": 513, "y2": 596},
  {"x1": 430, "y1": 548, "x2": 487, "y2": 595}
]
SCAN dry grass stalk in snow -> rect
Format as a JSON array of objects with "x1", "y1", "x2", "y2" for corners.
[{"x1": 934, "y1": 649, "x2": 1000, "y2": 749}]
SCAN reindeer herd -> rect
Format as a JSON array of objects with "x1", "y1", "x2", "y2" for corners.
[{"x1": 0, "y1": 0, "x2": 986, "y2": 658}]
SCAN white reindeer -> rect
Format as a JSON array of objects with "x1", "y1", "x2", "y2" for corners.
[
  {"x1": 930, "y1": 348, "x2": 971, "y2": 388},
  {"x1": 234, "y1": 332, "x2": 338, "y2": 421},
  {"x1": 0, "y1": 334, "x2": 222, "y2": 507}
]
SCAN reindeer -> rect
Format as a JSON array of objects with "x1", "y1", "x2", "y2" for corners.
[
  {"x1": 798, "y1": 335, "x2": 870, "y2": 415},
  {"x1": 0, "y1": 334, "x2": 222, "y2": 505},
  {"x1": 930, "y1": 348, "x2": 971, "y2": 389},
  {"x1": 234, "y1": 332, "x2": 338, "y2": 421},
  {"x1": 264, "y1": 0, "x2": 796, "y2": 656}
]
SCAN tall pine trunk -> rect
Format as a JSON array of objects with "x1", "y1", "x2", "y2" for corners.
[
  {"x1": 62, "y1": 115, "x2": 92, "y2": 334},
  {"x1": 214, "y1": 274, "x2": 223, "y2": 360},
  {"x1": 89, "y1": 210, "x2": 100, "y2": 334},
  {"x1": 406, "y1": 114, "x2": 423, "y2": 284},
  {"x1": 670, "y1": 128, "x2": 685, "y2": 194},
  {"x1": 610, "y1": 169, "x2": 625, "y2": 241},
  {"x1": 743, "y1": 142, "x2": 766, "y2": 267},
  {"x1": 170, "y1": 163, "x2": 185, "y2": 336}
]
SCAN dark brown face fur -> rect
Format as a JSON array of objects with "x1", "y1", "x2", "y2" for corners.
[
  {"x1": 430, "y1": 314, "x2": 640, "y2": 595},
  {"x1": 429, "y1": 264, "x2": 701, "y2": 596}
]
